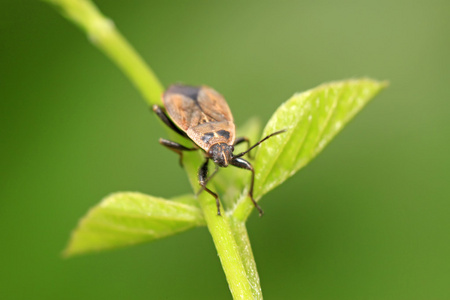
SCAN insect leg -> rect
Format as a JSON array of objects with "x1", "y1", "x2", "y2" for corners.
[
  {"x1": 198, "y1": 158, "x2": 222, "y2": 216},
  {"x1": 234, "y1": 137, "x2": 253, "y2": 159},
  {"x1": 159, "y1": 138, "x2": 197, "y2": 167},
  {"x1": 196, "y1": 164, "x2": 219, "y2": 196},
  {"x1": 230, "y1": 157, "x2": 264, "y2": 216},
  {"x1": 234, "y1": 137, "x2": 250, "y2": 147},
  {"x1": 152, "y1": 105, "x2": 188, "y2": 138}
]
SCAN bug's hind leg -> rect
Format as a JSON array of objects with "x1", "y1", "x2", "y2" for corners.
[
  {"x1": 159, "y1": 138, "x2": 197, "y2": 167},
  {"x1": 234, "y1": 137, "x2": 253, "y2": 159},
  {"x1": 230, "y1": 157, "x2": 264, "y2": 216},
  {"x1": 198, "y1": 158, "x2": 222, "y2": 216},
  {"x1": 152, "y1": 105, "x2": 188, "y2": 138}
]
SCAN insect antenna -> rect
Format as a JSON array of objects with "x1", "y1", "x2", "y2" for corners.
[{"x1": 234, "y1": 129, "x2": 287, "y2": 158}]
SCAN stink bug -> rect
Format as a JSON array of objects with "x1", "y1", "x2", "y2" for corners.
[{"x1": 153, "y1": 84, "x2": 284, "y2": 216}]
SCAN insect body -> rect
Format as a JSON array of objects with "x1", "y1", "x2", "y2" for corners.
[{"x1": 153, "y1": 84, "x2": 284, "y2": 216}]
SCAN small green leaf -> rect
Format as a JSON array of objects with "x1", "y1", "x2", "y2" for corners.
[
  {"x1": 254, "y1": 79, "x2": 387, "y2": 198},
  {"x1": 232, "y1": 79, "x2": 387, "y2": 220},
  {"x1": 171, "y1": 194, "x2": 201, "y2": 208},
  {"x1": 64, "y1": 192, "x2": 205, "y2": 257}
]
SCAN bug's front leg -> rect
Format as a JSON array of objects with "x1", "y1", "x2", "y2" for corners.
[
  {"x1": 198, "y1": 158, "x2": 222, "y2": 216},
  {"x1": 159, "y1": 138, "x2": 197, "y2": 167},
  {"x1": 196, "y1": 164, "x2": 219, "y2": 196},
  {"x1": 230, "y1": 157, "x2": 264, "y2": 216}
]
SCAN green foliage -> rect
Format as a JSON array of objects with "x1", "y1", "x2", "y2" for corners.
[
  {"x1": 254, "y1": 79, "x2": 387, "y2": 199},
  {"x1": 232, "y1": 79, "x2": 387, "y2": 220},
  {"x1": 64, "y1": 192, "x2": 204, "y2": 256},
  {"x1": 44, "y1": 0, "x2": 164, "y2": 106},
  {"x1": 65, "y1": 79, "x2": 386, "y2": 256},
  {"x1": 46, "y1": 1, "x2": 387, "y2": 298}
]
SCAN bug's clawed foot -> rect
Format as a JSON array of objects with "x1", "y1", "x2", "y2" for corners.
[
  {"x1": 256, "y1": 206, "x2": 264, "y2": 217},
  {"x1": 251, "y1": 198, "x2": 264, "y2": 217}
]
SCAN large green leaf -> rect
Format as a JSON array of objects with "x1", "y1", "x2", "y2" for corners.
[
  {"x1": 64, "y1": 192, "x2": 205, "y2": 256},
  {"x1": 233, "y1": 79, "x2": 387, "y2": 220},
  {"x1": 254, "y1": 78, "x2": 387, "y2": 197}
]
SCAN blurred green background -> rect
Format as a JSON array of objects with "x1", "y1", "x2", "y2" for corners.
[{"x1": 1, "y1": 0, "x2": 449, "y2": 299}]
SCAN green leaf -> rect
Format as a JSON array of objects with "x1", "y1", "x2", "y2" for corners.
[
  {"x1": 171, "y1": 194, "x2": 201, "y2": 208},
  {"x1": 233, "y1": 79, "x2": 387, "y2": 220},
  {"x1": 255, "y1": 78, "x2": 387, "y2": 197},
  {"x1": 64, "y1": 192, "x2": 205, "y2": 257}
]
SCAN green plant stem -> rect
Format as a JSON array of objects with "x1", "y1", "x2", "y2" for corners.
[
  {"x1": 44, "y1": 0, "x2": 164, "y2": 106},
  {"x1": 233, "y1": 195, "x2": 256, "y2": 222},
  {"x1": 45, "y1": 0, "x2": 260, "y2": 298},
  {"x1": 229, "y1": 219, "x2": 262, "y2": 300},
  {"x1": 183, "y1": 152, "x2": 256, "y2": 299},
  {"x1": 198, "y1": 195, "x2": 254, "y2": 299}
]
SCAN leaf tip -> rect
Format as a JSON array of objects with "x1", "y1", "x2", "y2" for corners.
[
  {"x1": 358, "y1": 77, "x2": 390, "y2": 89},
  {"x1": 61, "y1": 240, "x2": 80, "y2": 259},
  {"x1": 61, "y1": 248, "x2": 72, "y2": 259},
  {"x1": 379, "y1": 80, "x2": 390, "y2": 89}
]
